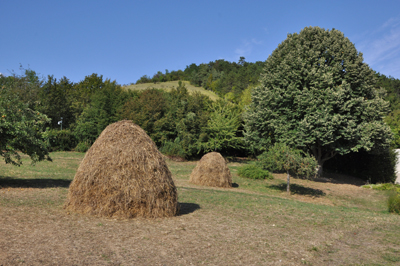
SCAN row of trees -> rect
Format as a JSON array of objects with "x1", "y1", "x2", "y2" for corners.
[
  {"x1": 1, "y1": 26, "x2": 400, "y2": 183},
  {"x1": 0, "y1": 72, "x2": 244, "y2": 160},
  {"x1": 135, "y1": 57, "x2": 265, "y2": 101}
]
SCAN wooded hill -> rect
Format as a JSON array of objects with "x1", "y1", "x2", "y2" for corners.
[
  {"x1": 1, "y1": 55, "x2": 400, "y2": 183},
  {"x1": 133, "y1": 57, "x2": 265, "y2": 102}
]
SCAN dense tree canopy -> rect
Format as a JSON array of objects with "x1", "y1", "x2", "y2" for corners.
[
  {"x1": 0, "y1": 83, "x2": 51, "y2": 165},
  {"x1": 245, "y1": 26, "x2": 393, "y2": 174},
  {"x1": 1, "y1": 37, "x2": 399, "y2": 182}
]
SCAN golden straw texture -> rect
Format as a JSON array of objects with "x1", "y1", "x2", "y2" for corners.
[
  {"x1": 189, "y1": 152, "x2": 232, "y2": 188},
  {"x1": 64, "y1": 120, "x2": 178, "y2": 218}
]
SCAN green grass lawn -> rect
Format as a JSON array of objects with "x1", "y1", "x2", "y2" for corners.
[{"x1": 1, "y1": 152, "x2": 399, "y2": 265}]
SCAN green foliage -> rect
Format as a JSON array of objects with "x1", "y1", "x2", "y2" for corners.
[
  {"x1": 238, "y1": 164, "x2": 273, "y2": 180},
  {"x1": 295, "y1": 155, "x2": 319, "y2": 180},
  {"x1": 0, "y1": 67, "x2": 42, "y2": 110},
  {"x1": 46, "y1": 129, "x2": 77, "y2": 151},
  {"x1": 200, "y1": 99, "x2": 244, "y2": 153},
  {"x1": 238, "y1": 85, "x2": 253, "y2": 111},
  {"x1": 121, "y1": 82, "x2": 212, "y2": 158},
  {"x1": 120, "y1": 88, "x2": 168, "y2": 145},
  {"x1": 363, "y1": 183, "x2": 400, "y2": 193},
  {"x1": 258, "y1": 143, "x2": 317, "y2": 179},
  {"x1": 388, "y1": 192, "x2": 400, "y2": 214},
  {"x1": 385, "y1": 110, "x2": 400, "y2": 148},
  {"x1": 75, "y1": 141, "x2": 92, "y2": 153},
  {"x1": 245, "y1": 26, "x2": 393, "y2": 174},
  {"x1": 159, "y1": 138, "x2": 186, "y2": 158},
  {"x1": 135, "y1": 58, "x2": 265, "y2": 100},
  {"x1": 74, "y1": 77, "x2": 128, "y2": 144},
  {"x1": 38, "y1": 75, "x2": 75, "y2": 129},
  {"x1": 0, "y1": 84, "x2": 51, "y2": 165},
  {"x1": 258, "y1": 143, "x2": 291, "y2": 173}
]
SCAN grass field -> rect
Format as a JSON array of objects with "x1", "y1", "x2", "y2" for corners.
[
  {"x1": 1, "y1": 152, "x2": 400, "y2": 265},
  {"x1": 124, "y1": 81, "x2": 220, "y2": 101}
]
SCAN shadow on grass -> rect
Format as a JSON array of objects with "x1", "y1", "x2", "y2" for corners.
[
  {"x1": 313, "y1": 172, "x2": 366, "y2": 186},
  {"x1": 267, "y1": 183, "x2": 325, "y2": 197},
  {"x1": 178, "y1": 202, "x2": 201, "y2": 215},
  {"x1": 0, "y1": 176, "x2": 71, "y2": 188}
]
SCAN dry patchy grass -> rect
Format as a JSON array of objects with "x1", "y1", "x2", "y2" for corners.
[
  {"x1": 1, "y1": 152, "x2": 400, "y2": 265},
  {"x1": 124, "y1": 81, "x2": 220, "y2": 101}
]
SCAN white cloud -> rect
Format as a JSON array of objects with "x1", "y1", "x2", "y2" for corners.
[
  {"x1": 357, "y1": 16, "x2": 400, "y2": 78},
  {"x1": 234, "y1": 38, "x2": 263, "y2": 59}
]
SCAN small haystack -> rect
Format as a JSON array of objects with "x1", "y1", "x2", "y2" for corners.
[
  {"x1": 64, "y1": 120, "x2": 178, "y2": 218},
  {"x1": 189, "y1": 152, "x2": 232, "y2": 188}
]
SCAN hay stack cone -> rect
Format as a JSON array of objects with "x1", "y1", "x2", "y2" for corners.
[
  {"x1": 189, "y1": 152, "x2": 232, "y2": 188},
  {"x1": 64, "y1": 120, "x2": 178, "y2": 218}
]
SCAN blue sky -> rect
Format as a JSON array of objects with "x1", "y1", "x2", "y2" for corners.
[{"x1": 1, "y1": 1, "x2": 400, "y2": 85}]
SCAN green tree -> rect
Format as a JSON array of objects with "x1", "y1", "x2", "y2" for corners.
[
  {"x1": 200, "y1": 100, "x2": 243, "y2": 153},
  {"x1": 0, "y1": 68, "x2": 42, "y2": 110},
  {"x1": 120, "y1": 88, "x2": 168, "y2": 145},
  {"x1": 0, "y1": 85, "x2": 51, "y2": 165},
  {"x1": 245, "y1": 26, "x2": 393, "y2": 175},
  {"x1": 70, "y1": 73, "x2": 106, "y2": 120},
  {"x1": 74, "y1": 79, "x2": 128, "y2": 144},
  {"x1": 258, "y1": 143, "x2": 317, "y2": 194},
  {"x1": 39, "y1": 75, "x2": 75, "y2": 129}
]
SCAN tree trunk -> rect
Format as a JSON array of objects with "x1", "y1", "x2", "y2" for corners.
[
  {"x1": 316, "y1": 163, "x2": 323, "y2": 177},
  {"x1": 316, "y1": 158, "x2": 327, "y2": 177},
  {"x1": 287, "y1": 170, "x2": 290, "y2": 195}
]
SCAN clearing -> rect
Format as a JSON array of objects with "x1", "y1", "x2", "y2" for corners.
[
  {"x1": 0, "y1": 152, "x2": 399, "y2": 265},
  {"x1": 124, "y1": 81, "x2": 220, "y2": 101}
]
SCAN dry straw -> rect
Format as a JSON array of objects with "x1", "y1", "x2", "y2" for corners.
[
  {"x1": 64, "y1": 120, "x2": 178, "y2": 218},
  {"x1": 189, "y1": 152, "x2": 232, "y2": 188}
]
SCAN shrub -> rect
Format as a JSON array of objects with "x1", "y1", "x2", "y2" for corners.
[
  {"x1": 75, "y1": 141, "x2": 92, "y2": 153},
  {"x1": 258, "y1": 143, "x2": 317, "y2": 179},
  {"x1": 292, "y1": 154, "x2": 318, "y2": 179},
  {"x1": 362, "y1": 183, "x2": 400, "y2": 193},
  {"x1": 159, "y1": 138, "x2": 187, "y2": 159},
  {"x1": 46, "y1": 129, "x2": 77, "y2": 151},
  {"x1": 388, "y1": 192, "x2": 400, "y2": 214},
  {"x1": 257, "y1": 143, "x2": 288, "y2": 173},
  {"x1": 238, "y1": 164, "x2": 273, "y2": 180}
]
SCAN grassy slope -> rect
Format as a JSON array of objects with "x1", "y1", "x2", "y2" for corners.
[
  {"x1": 124, "y1": 80, "x2": 220, "y2": 101},
  {"x1": 0, "y1": 152, "x2": 399, "y2": 265}
]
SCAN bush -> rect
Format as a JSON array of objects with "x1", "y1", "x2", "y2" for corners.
[
  {"x1": 75, "y1": 141, "x2": 92, "y2": 153},
  {"x1": 362, "y1": 183, "x2": 400, "y2": 193},
  {"x1": 292, "y1": 154, "x2": 318, "y2": 179},
  {"x1": 257, "y1": 143, "x2": 317, "y2": 179},
  {"x1": 159, "y1": 138, "x2": 187, "y2": 159},
  {"x1": 238, "y1": 164, "x2": 273, "y2": 180},
  {"x1": 388, "y1": 192, "x2": 400, "y2": 214},
  {"x1": 257, "y1": 143, "x2": 288, "y2": 173},
  {"x1": 46, "y1": 129, "x2": 77, "y2": 151}
]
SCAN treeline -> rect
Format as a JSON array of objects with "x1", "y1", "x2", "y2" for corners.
[
  {"x1": 378, "y1": 74, "x2": 400, "y2": 147},
  {"x1": 0, "y1": 70, "x2": 245, "y2": 158},
  {"x1": 2, "y1": 64, "x2": 400, "y2": 183},
  {"x1": 135, "y1": 57, "x2": 265, "y2": 101},
  {"x1": 135, "y1": 62, "x2": 400, "y2": 150},
  {"x1": 2, "y1": 67, "x2": 400, "y2": 157}
]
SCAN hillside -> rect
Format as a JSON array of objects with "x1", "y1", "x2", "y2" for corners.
[{"x1": 124, "y1": 80, "x2": 220, "y2": 101}]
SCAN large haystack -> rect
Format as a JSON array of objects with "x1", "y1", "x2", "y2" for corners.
[
  {"x1": 189, "y1": 152, "x2": 232, "y2": 188},
  {"x1": 64, "y1": 120, "x2": 178, "y2": 218}
]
